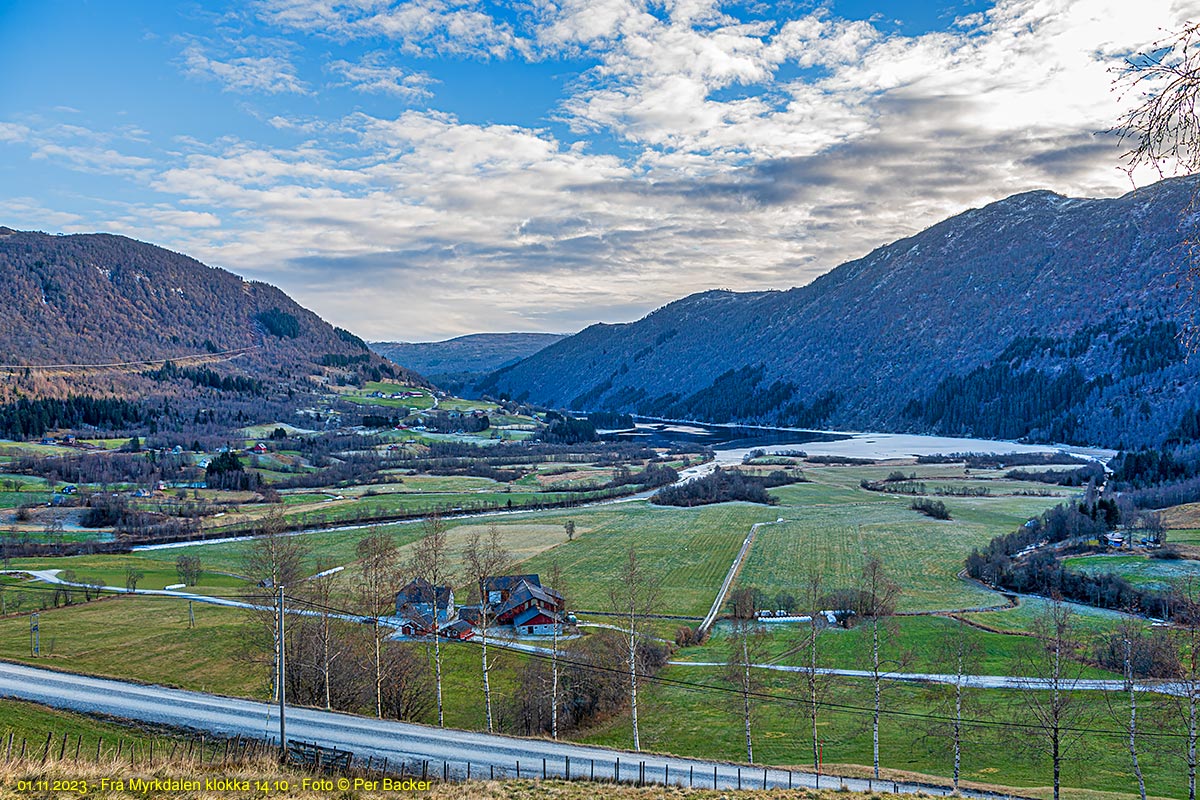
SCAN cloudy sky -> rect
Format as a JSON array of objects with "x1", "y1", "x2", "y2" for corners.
[{"x1": 1, "y1": 0, "x2": 1196, "y2": 341}]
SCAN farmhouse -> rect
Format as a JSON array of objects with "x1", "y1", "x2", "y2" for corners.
[
  {"x1": 394, "y1": 578, "x2": 455, "y2": 623},
  {"x1": 488, "y1": 574, "x2": 566, "y2": 635}
]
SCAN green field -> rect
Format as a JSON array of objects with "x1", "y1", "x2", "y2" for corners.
[
  {"x1": 960, "y1": 596, "x2": 1135, "y2": 636},
  {"x1": 735, "y1": 490, "x2": 1065, "y2": 613},
  {"x1": 3, "y1": 554, "x2": 246, "y2": 594},
  {"x1": 1061, "y1": 553, "x2": 1200, "y2": 590},
  {"x1": 521, "y1": 503, "x2": 780, "y2": 615},
  {"x1": 676, "y1": 613, "x2": 1120, "y2": 678},
  {"x1": 577, "y1": 666, "x2": 1185, "y2": 798},
  {"x1": 0, "y1": 596, "x2": 265, "y2": 697}
]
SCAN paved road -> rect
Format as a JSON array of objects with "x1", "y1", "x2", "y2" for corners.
[{"x1": 0, "y1": 661, "x2": 1013, "y2": 797}]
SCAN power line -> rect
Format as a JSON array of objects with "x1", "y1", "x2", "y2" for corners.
[{"x1": 270, "y1": 590, "x2": 1196, "y2": 743}]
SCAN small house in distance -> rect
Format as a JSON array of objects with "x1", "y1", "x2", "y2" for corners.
[{"x1": 395, "y1": 578, "x2": 455, "y2": 624}]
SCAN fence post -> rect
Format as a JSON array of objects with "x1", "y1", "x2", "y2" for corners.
[
  {"x1": 565, "y1": 756, "x2": 570, "y2": 780},
  {"x1": 443, "y1": 760, "x2": 448, "y2": 782},
  {"x1": 516, "y1": 760, "x2": 520, "y2": 779},
  {"x1": 467, "y1": 762, "x2": 471, "y2": 780},
  {"x1": 690, "y1": 765, "x2": 693, "y2": 787},
  {"x1": 5, "y1": 732, "x2": 11, "y2": 762},
  {"x1": 74, "y1": 735, "x2": 81, "y2": 763},
  {"x1": 542, "y1": 758, "x2": 546, "y2": 780},
  {"x1": 591, "y1": 759, "x2": 595, "y2": 781},
  {"x1": 737, "y1": 767, "x2": 741, "y2": 790},
  {"x1": 97, "y1": 738, "x2": 103, "y2": 762},
  {"x1": 58, "y1": 733, "x2": 66, "y2": 761},
  {"x1": 763, "y1": 767, "x2": 767, "y2": 789},
  {"x1": 714, "y1": 765, "x2": 717, "y2": 788},
  {"x1": 614, "y1": 757, "x2": 618, "y2": 783}
]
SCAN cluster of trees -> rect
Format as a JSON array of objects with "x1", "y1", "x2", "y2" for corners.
[
  {"x1": 205, "y1": 451, "x2": 259, "y2": 491},
  {"x1": 1005, "y1": 462, "x2": 1106, "y2": 486},
  {"x1": 963, "y1": 499, "x2": 1178, "y2": 617},
  {"x1": 645, "y1": 364, "x2": 800, "y2": 424},
  {"x1": 904, "y1": 361, "x2": 1106, "y2": 444},
  {"x1": 911, "y1": 498, "x2": 950, "y2": 519},
  {"x1": 586, "y1": 411, "x2": 635, "y2": 429},
  {"x1": 144, "y1": 362, "x2": 265, "y2": 395},
  {"x1": 256, "y1": 308, "x2": 301, "y2": 339},
  {"x1": 0, "y1": 396, "x2": 152, "y2": 439},
  {"x1": 652, "y1": 467, "x2": 800, "y2": 507},
  {"x1": 540, "y1": 414, "x2": 597, "y2": 444},
  {"x1": 425, "y1": 412, "x2": 489, "y2": 434}
]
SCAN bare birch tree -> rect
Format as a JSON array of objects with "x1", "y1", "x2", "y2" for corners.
[
  {"x1": 241, "y1": 505, "x2": 309, "y2": 701},
  {"x1": 930, "y1": 617, "x2": 983, "y2": 794},
  {"x1": 410, "y1": 512, "x2": 451, "y2": 727},
  {"x1": 462, "y1": 523, "x2": 511, "y2": 733},
  {"x1": 726, "y1": 587, "x2": 765, "y2": 763},
  {"x1": 858, "y1": 556, "x2": 901, "y2": 780},
  {"x1": 1013, "y1": 598, "x2": 1091, "y2": 800},
  {"x1": 546, "y1": 559, "x2": 569, "y2": 740},
  {"x1": 607, "y1": 547, "x2": 659, "y2": 752},
  {"x1": 1172, "y1": 579, "x2": 1200, "y2": 800},
  {"x1": 357, "y1": 527, "x2": 399, "y2": 720},
  {"x1": 802, "y1": 568, "x2": 826, "y2": 773}
]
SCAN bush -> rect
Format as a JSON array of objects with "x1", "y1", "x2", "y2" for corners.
[{"x1": 911, "y1": 498, "x2": 950, "y2": 520}]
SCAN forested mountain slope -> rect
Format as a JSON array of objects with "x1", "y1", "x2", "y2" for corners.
[
  {"x1": 482, "y1": 176, "x2": 1200, "y2": 449},
  {"x1": 0, "y1": 227, "x2": 420, "y2": 403}
]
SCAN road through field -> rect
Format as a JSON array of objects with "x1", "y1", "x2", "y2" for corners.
[{"x1": 0, "y1": 661, "x2": 1022, "y2": 797}]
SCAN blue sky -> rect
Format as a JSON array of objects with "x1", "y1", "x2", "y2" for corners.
[{"x1": 1, "y1": 0, "x2": 1196, "y2": 340}]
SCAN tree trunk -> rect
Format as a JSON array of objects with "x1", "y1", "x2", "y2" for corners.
[
  {"x1": 434, "y1": 629, "x2": 444, "y2": 727},
  {"x1": 321, "y1": 611, "x2": 331, "y2": 711},
  {"x1": 1124, "y1": 636, "x2": 1146, "y2": 800},
  {"x1": 1189, "y1": 681, "x2": 1197, "y2": 800},
  {"x1": 809, "y1": 620, "x2": 819, "y2": 772},
  {"x1": 482, "y1": 619, "x2": 493, "y2": 733},
  {"x1": 872, "y1": 616, "x2": 880, "y2": 779},
  {"x1": 953, "y1": 650, "x2": 962, "y2": 793},
  {"x1": 628, "y1": 613, "x2": 640, "y2": 751},
  {"x1": 374, "y1": 630, "x2": 382, "y2": 719},
  {"x1": 743, "y1": 630, "x2": 753, "y2": 763},
  {"x1": 551, "y1": 624, "x2": 559, "y2": 740}
]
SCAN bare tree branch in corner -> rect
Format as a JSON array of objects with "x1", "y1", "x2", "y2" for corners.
[{"x1": 1116, "y1": 21, "x2": 1200, "y2": 348}]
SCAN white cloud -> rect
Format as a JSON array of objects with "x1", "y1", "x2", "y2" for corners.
[
  {"x1": 181, "y1": 41, "x2": 308, "y2": 94},
  {"x1": 6, "y1": 0, "x2": 1200, "y2": 341},
  {"x1": 254, "y1": 0, "x2": 527, "y2": 58},
  {"x1": 327, "y1": 53, "x2": 436, "y2": 98}
]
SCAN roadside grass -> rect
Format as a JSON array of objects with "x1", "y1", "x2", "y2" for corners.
[
  {"x1": 0, "y1": 596, "x2": 265, "y2": 697},
  {"x1": 578, "y1": 667, "x2": 1185, "y2": 799},
  {"x1": 1060, "y1": 553, "x2": 1200, "y2": 590},
  {"x1": 0, "y1": 698, "x2": 170, "y2": 751}
]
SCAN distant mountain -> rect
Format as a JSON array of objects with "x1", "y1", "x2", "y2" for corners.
[
  {"x1": 482, "y1": 176, "x2": 1200, "y2": 449},
  {"x1": 0, "y1": 228, "x2": 421, "y2": 405},
  {"x1": 372, "y1": 333, "x2": 566, "y2": 395}
]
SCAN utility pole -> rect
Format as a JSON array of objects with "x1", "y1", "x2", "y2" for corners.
[{"x1": 277, "y1": 585, "x2": 286, "y2": 760}]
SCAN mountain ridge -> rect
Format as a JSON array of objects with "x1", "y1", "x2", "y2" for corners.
[
  {"x1": 482, "y1": 176, "x2": 1200, "y2": 449},
  {"x1": 0, "y1": 228, "x2": 422, "y2": 406}
]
